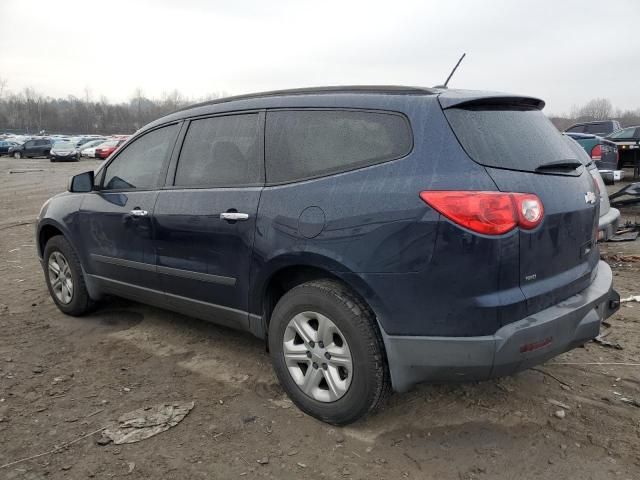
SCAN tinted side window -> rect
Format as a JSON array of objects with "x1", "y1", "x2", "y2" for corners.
[
  {"x1": 103, "y1": 124, "x2": 178, "y2": 190},
  {"x1": 174, "y1": 114, "x2": 262, "y2": 188},
  {"x1": 566, "y1": 125, "x2": 585, "y2": 133},
  {"x1": 265, "y1": 110, "x2": 412, "y2": 183},
  {"x1": 609, "y1": 127, "x2": 637, "y2": 139}
]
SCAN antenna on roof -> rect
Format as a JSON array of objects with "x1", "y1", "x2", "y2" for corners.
[{"x1": 434, "y1": 53, "x2": 466, "y2": 89}]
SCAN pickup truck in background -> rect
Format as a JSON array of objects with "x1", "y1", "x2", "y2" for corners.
[
  {"x1": 564, "y1": 132, "x2": 619, "y2": 171},
  {"x1": 605, "y1": 125, "x2": 640, "y2": 169}
]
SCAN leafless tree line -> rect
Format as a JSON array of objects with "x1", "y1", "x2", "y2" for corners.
[
  {"x1": 1, "y1": 79, "x2": 637, "y2": 136},
  {"x1": 550, "y1": 98, "x2": 640, "y2": 131},
  {"x1": 0, "y1": 80, "x2": 226, "y2": 135}
]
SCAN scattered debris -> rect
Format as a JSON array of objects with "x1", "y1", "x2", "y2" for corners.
[
  {"x1": 621, "y1": 295, "x2": 640, "y2": 303},
  {"x1": 609, "y1": 182, "x2": 640, "y2": 207},
  {"x1": 8, "y1": 169, "x2": 45, "y2": 174},
  {"x1": 297, "y1": 462, "x2": 307, "y2": 468},
  {"x1": 620, "y1": 397, "x2": 640, "y2": 408},
  {"x1": 553, "y1": 409, "x2": 566, "y2": 419},
  {"x1": 32, "y1": 366, "x2": 44, "y2": 374},
  {"x1": 601, "y1": 254, "x2": 640, "y2": 263},
  {"x1": 241, "y1": 415, "x2": 256, "y2": 424},
  {"x1": 593, "y1": 334, "x2": 623, "y2": 350},
  {"x1": 127, "y1": 462, "x2": 136, "y2": 474},
  {"x1": 102, "y1": 401, "x2": 194, "y2": 445},
  {"x1": 0, "y1": 426, "x2": 106, "y2": 470},
  {"x1": 256, "y1": 457, "x2": 269, "y2": 465},
  {"x1": 547, "y1": 399, "x2": 570, "y2": 410},
  {"x1": 530, "y1": 367, "x2": 572, "y2": 389},
  {"x1": 608, "y1": 231, "x2": 639, "y2": 242}
]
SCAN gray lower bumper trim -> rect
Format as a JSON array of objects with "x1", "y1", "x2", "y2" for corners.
[
  {"x1": 382, "y1": 261, "x2": 616, "y2": 392},
  {"x1": 598, "y1": 207, "x2": 620, "y2": 240}
]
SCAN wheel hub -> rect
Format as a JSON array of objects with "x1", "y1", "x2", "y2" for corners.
[
  {"x1": 48, "y1": 251, "x2": 73, "y2": 304},
  {"x1": 282, "y1": 311, "x2": 353, "y2": 403}
]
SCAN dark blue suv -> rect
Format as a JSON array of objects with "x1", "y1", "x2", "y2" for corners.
[{"x1": 36, "y1": 86, "x2": 619, "y2": 424}]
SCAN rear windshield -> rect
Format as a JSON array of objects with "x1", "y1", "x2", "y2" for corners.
[
  {"x1": 444, "y1": 107, "x2": 578, "y2": 172},
  {"x1": 583, "y1": 123, "x2": 609, "y2": 135}
]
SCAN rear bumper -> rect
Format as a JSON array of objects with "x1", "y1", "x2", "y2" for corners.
[
  {"x1": 382, "y1": 260, "x2": 618, "y2": 392},
  {"x1": 598, "y1": 207, "x2": 620, "y2": 241}
]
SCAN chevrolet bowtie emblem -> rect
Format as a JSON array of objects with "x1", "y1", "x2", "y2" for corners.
[{"x1": 584, "y1": 191, "x2": 597, "y2": 204}]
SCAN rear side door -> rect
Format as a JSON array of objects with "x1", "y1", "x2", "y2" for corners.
[
  {"x1": 154, "y1": 112, "x2": 264, "y2": 330},
  {"x1": 79, "y1": 123, "x2": 180, "y2": 291}
]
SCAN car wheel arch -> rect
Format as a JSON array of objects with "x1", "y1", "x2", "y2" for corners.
[{"x1": 254, "y1": 260, "x2": 384, "y2": 339}]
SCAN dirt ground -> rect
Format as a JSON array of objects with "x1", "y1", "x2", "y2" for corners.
[{"x1": 0, "y1": 157, "x2": 639, "y2": 480}]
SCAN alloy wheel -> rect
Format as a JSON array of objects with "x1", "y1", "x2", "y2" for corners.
[
  {"x1": 48, "y1": 251, "x2": 74, "y2": 304},
  {"x1": 282, "y1": 311, "x2": 353, "y2": 402}
]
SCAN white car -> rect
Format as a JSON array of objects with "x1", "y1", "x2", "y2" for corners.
[{"x1": 80, "y1": 139, "x2": 109, "y2": 158}]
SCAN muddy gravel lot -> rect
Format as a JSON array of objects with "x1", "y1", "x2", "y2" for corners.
[{"x1": 0, "y1": 157, "x2": 639, "y2": 479}]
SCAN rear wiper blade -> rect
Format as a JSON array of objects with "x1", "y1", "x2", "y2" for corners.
[{"x1": 535, "y1": 160, "x2": 583, "y2": 172}]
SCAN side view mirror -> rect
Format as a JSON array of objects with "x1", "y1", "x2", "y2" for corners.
[{"x1": 68, "y1": 171, "x2": 94, "y2": 193}]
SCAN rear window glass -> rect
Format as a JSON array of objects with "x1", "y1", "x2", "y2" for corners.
[
  {"x1": 444, "y1": 107, "x2": 578, "y2": 172},
  {"x1": 583, "y1": 123, "x2": 608, "y2": 135},
  {"x1": 266, "y1": 110, "x2": 412, "y2": 183}
]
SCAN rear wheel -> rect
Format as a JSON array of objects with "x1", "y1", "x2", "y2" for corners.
[
  {"x1": 44, "y1": 236, "x2": 93, "y2": 316},
  {"x1": 268, "y1": 279, "x2": 390, "y2": 425}
]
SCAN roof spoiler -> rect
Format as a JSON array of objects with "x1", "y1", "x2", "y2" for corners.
[{"x1": 438, "y1": 94, "x2": 545, "y2": 110}]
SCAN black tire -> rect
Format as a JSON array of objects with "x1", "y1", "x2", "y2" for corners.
[
  {"x1": 43, "y1": 235, "x2": 93, "y2": 316},
  {"x1": 268, "y1": 279, "x2": 390, "y2": 425},
  {"x1": 13, "y1": 151, "x2": 21, "y2": 159}
]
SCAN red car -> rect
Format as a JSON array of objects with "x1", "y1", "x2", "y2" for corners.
[{"x1": 95, "y1": 138, "x2": 127, "y2": 159}]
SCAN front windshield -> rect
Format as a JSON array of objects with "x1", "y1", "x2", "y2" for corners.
[{"x1": 54, "y1": 141, "x2": 74, "y2": 149}]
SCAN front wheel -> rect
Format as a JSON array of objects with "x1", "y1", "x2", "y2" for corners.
[
  {"x1": 13, "y1": 151, "x2": 21, "y2": 159},
  {"x1": 43, "y1": 235, "x2": 93, "y2": 316},
  {"x1": 268, "y1": 279, "x2": 390, "y2": 425}
]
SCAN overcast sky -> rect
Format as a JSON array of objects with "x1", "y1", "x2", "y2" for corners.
[{"x1": 1, "y1": 0, "x2": 638, "y2": 115}]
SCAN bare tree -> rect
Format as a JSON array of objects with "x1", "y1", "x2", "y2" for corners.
[
  {"x1": 0, "y1": 77, "x2": 7, "y2": 100},
  {"x1": 573, "y1": 98, "x2": 613, "y2": 121}
]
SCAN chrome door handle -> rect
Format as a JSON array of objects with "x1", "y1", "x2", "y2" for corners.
[
  {"x1": 220, "y1": 212, "x2": 249, "y2": 221},
  {"x1": 130, "y1": 208, "x2": 148, "y2": 217}
]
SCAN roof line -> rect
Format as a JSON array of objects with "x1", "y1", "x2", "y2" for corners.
[{"x1": 174, "y1": 85, "x2": 437, "y2": 113}]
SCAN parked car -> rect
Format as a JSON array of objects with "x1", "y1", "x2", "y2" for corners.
[
  {"x1": 565, "y1": 120, "x2": 621, "y2": 136},
  {"x1": 605, "y1": 126, "x2": 640, "y2": 168},
  {"x1": 94, "y1": 138, "x2": 127, "y2": 159},
  {"x1": 71, "y1": 136, "x2": 106, "y2": 149},
  {"x1": 36, "y1": 86, "x2": 619, "y2": 425},
  {"x1": 564, "y1": 135, "x2": 620, "y2": 240},
  {"x1": 564, "y1": 132, "x2": 619, "y2": 171},
  {"x1": 80, "y1": 139, "x2": 109, "y2": 158},
  {"x1": 9, "y1": 138, "x2": 53, "y2": 158},
  {"x1": 49, "y1": 141, "x2": 81, "y2": 162},
  {"x1": 0, "y1": 140, "x2": 18, "y2": 155}
]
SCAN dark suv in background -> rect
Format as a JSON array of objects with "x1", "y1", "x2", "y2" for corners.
[
  {"x1": 565, "y1": 120, "x2": 621, "y2": 136},
  {"x1": 36, "y1": 86, "x2": 619, "y2": 424},
  {"x1": 10, "y1": 138, "x2": 53, "y2": 158}
]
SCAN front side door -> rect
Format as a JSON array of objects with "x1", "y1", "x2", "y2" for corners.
[
  {"x1": 79, "y1": 123, "x2": 180, "y2": 291},
  {"x1": 154, "y1": 112, "x2": 264, "y2": 329}
]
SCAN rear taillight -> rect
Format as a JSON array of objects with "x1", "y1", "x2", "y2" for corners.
[
  {"x1": 591, "y1": 144, "x2": 602, "y2": 161},
  {"x1": 419, "y1": 191, "x2": 544, "y2": 235}
]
